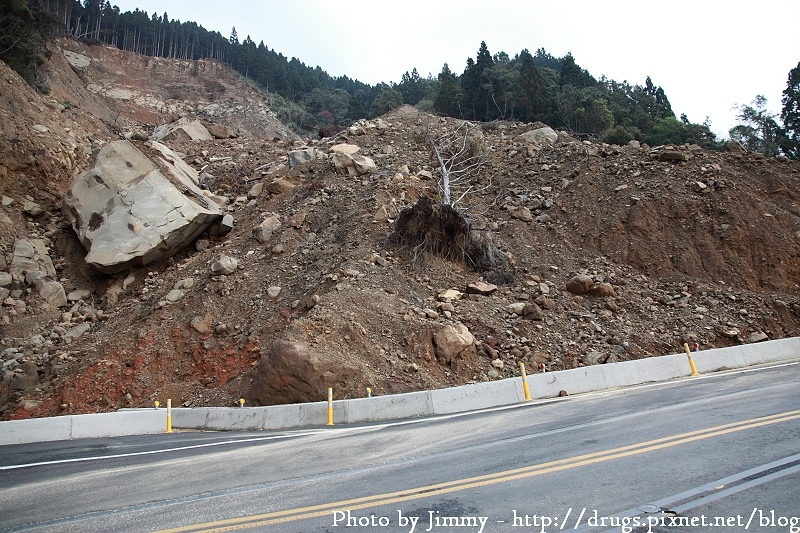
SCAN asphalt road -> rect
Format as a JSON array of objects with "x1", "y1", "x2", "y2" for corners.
[{"x1": 1, "y1": 362, "x2": 798, "y2": 533}]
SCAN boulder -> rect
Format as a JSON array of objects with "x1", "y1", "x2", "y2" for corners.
[
  {"x1": 151, "y1": 118, "x2": 213, "y2": 142},
  {"x1": 201, "y1": 121, "x2": 237, "y2": 139},
  {"x1": 288, "y1": 147, "x2": 317, "y2": 168},
  {"x1": 566, "y1": 274, "x2": 594, "y2": 295},
  {"x1": 589, "y1": 282, "x2": 616, "y2": 297},
  {"x1": 465, "y1": 281, "x2": 498, "y2": 296},
  {"x1": 433, "y1": 323, "x2": 476, "y2": 366},
  {"x1": 250, "y1": 339, "x2": 362, "y2": 405},
  {"x1": 62, "y1": 140, "x2": 222, "y2": 273},
  {"x1": 211, "y1": 255, "x2": 238, "y2": 275},
  {"x1": 518, "y1": 126, "x2": 558, "y2": 145},
  {"x1": 253, "y1": 213, "x2": 282, "y2": 243},
  {"x1": 331, "y1": 152, "x2": 377, "y2": 176}
]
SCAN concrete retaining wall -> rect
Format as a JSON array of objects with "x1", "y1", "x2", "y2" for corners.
[{"x1": 2, "y1": 337, "x2": 799, "y2": 445}]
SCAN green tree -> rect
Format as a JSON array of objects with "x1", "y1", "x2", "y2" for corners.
[
  {"x1": 515, "y1": 49, "x2": 547, "y2": 122},
  {"x1": 434, "y1": 63, "x2": 462, "y2": 117},
  {"x1": 0, "y1": 0, "x2": 48, "y2": 90},
  {"x1": 369, "y1": 84, "x2": 403, "y2": 117},
  {"x1": 729, "y1": 95, "x2": 781, "y2": 156},
  {"x1": 780, "y1": 61, "x2": 800, "y2": 159}
]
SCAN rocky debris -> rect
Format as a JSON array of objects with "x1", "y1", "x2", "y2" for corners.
[
  {"x1": 62, "y1": 140, "x2": 223, "y2": 273},
  {"x1": 2, "y1": 42, "x2": 800, "y2": 420},
  {"x1": 331, "y1": 150, "x2": 377, "y2": 177}
]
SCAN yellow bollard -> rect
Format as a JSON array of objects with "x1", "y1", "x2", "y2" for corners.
[
  {"x1": 520, "y1": 363, "x2": 532, "y2": 401},
  {"x1": 326, "y1": 387, "x2": 334, "y2": 426},
  {"x1": 154, "y1": 400, "x2": 160, "y2": 410},
  {"x1": 239, "y1": 398, "x2": 245, "y2": 408},
  {"x1": 366, "y1": 387, "x2": 372, "y2": 398},
  {"x1": 166, "y1": 398, "x2": 173, "y2": 433},
  {"x1": 683, "y1": 343, "x2": 699, "y2": 377}
]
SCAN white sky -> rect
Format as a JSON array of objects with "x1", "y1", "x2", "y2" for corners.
[{"x1": 110, "y1": 0, "x2": 800, "y2": 138}]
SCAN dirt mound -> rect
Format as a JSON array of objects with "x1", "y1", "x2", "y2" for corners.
[{"x1": 1, "y1": 41, "x2": 800, "y2": 419}]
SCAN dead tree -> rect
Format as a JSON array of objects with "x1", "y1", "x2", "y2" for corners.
[{"x1": 428, "y1": 120, "x2": 489, "y2": 208}]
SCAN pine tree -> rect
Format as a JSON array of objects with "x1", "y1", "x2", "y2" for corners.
[
  {"x1": 780, "y1": 61, "x2": 800, "y2": 159},
  {"x1": 515, "y1": 49, "x2": 546, "y2": 122},
  {"x1": 434, "y1": 63, "x2": 462, "y2": 118}
]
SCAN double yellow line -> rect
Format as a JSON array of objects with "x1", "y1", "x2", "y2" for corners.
[{"x1": 153, "y1": 409, "x2": 800, "y2": 533}]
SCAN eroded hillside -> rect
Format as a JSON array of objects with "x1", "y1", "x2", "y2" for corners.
[{"x1": 1, "y1": 40, "x2": 800, "y2": 419}]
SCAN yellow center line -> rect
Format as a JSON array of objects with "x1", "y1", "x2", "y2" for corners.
[{"x1": 152, "y1": 409, "x2": 800, "y2": 533}]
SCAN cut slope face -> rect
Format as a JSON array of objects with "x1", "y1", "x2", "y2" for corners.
[{"x1": 1, "y1": 41, "x2": 800, "y2": 420}]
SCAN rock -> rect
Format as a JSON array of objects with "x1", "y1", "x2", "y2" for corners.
[
  {"x1": 252, "y1": 213, "x2": 282, "y2": 243},
  {"x1": 62, "y1": 140, "x2": 222, "y2": 273},
  {"x1": 718, "y1": 326, "x2": 740, "y2": 339},
  {"x1": 508, "y1": 302, "x2": 526, "y2": 315},
  {"x1": 191, "y1": 314, "x2": 213, "y2": 334},
  {"x1": 67, "y1": 289, "x2": 92, "y2": 302},
  {"x1": 518, "y1": 127, "x2": 558, "y2": 145},
  {"x1": 589, "y1": 282, "x2": 616, "y2": 297},
  {"x1": 288, "y1": 147, "x2": 316, "y2": 168},
  {"x1": 219, "y1": 214, "x2": 235, "y2": 236},
  {"x1": 63, "y1": 322, "x2": 91, "y2": 343},
  {"x1": 1, "y1": 195, "x2": 14, "y2": 207},
  {"x1": 656, "y1": 150, "x2": 690, "y2": 162},
  {"x1": 38, "y1": 279, "x2": 67, "y2": 307},
  {"x1": 201, "y1": 121, "x2": 237, "y2": 139},
  {"x1": 508, "y1": 205, "x2": 534, "y2": 223},
  {"x1": 266, "y1": 177, "x2": 299, "y2": 194},
  {"x1": 433, "y1": 323, "x2": 476, "y2": 366},
  {"x1": 582, "y1": 351, "x2": 605, "y2": 365},
  {"x1": 747, "y1": 331, "x2": 768, "y2": 343},
  {"x1": 725, "y1": 140, "x2": 747, "y2": 153},
  {"x1": 329, "y1": 143, "x2": 360, "y2": 155},
  {"x1": 247, "y1": 181, "x2": 264, "y2": 199},
  {"x1": 22, "y1": 199, "x2": 45, "y2": 217},
  {"x1": 32, "y1": 124, "x2": 49, "y2": 134},
  {"x1": 9, "y1": 362, "x2": 39, "y2": 391},
  {"x1": 251, "y1": 339, "x2": 362, "y2": 404},
  {"x1": 165, "y1": 289, "x2": 185, "y2": 303},
  {"x1": 151, "y1": 118, "x2": 213, "y2": 142},
  {"x1": 492, "y1": 358, "x2": 504, "y2": 370},
  {"x1": 0, "y1": 272, "x2": 12, "y2": 288},
  {"x1": 523, "y1": 303, "x2": 544, "y2": 320},
  {"x1": 211, "y1": 255, "x2": 238, "y2": 275},
  {"x1": 566, "y1": 274, "x2": 593, "y2": 295},
  {"x1": 267, "y1": 286, "x2": 282, "y2": 298},
  {"x1": 331, "y1": 152, "x2": 377, "y2": 176},
  {"x1": 437, "y1": 289, "x2": 463, "y2": 302},
  {"x1": 465, "y1": 281, "x2": 498, "y2": 296}
]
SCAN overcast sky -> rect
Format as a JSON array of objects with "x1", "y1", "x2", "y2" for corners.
[{"x1": 111, "y1": 0, "x2": 800, "y2": 138}]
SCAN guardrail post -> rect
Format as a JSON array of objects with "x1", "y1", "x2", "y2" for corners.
[
  {"x1": 683, "y1": 343, "x2": 699, "y2": 377},
  {"x1": 166, "y1": 398, "x2": 173, "y2": 433},
  {"x1": 239, "y1": 398, "x2": 245, "y2": 408},
  {"x1": 366, "y1": 387, "x2": 372, "y2": 398},
  {"x1": 520, "y1": 363, "x2": 532, "y2": 401},
  {"x1": 326, "y1": 387, "x2": 334, "y2": 426}
]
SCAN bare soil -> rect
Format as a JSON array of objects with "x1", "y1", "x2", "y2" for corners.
[{"x1": 1, "y1": 39, "x2": 799, "y2": 419}]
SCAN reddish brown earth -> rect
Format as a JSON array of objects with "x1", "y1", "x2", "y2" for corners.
[{"x1": 1, "y1": 39, "x2": 799, "y2": 419}]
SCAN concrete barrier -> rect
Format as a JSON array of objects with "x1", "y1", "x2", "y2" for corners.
[
  {"x1": 2, "y1": 337, "x2": 798, "y2": 444},
  {"x1": 0, "y1": 410, "x2": 164, "y2": 446}
]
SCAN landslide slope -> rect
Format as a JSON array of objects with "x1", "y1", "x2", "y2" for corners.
[{"x1": 1, "y1": 40, "x2": 799, "y2": 419}]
